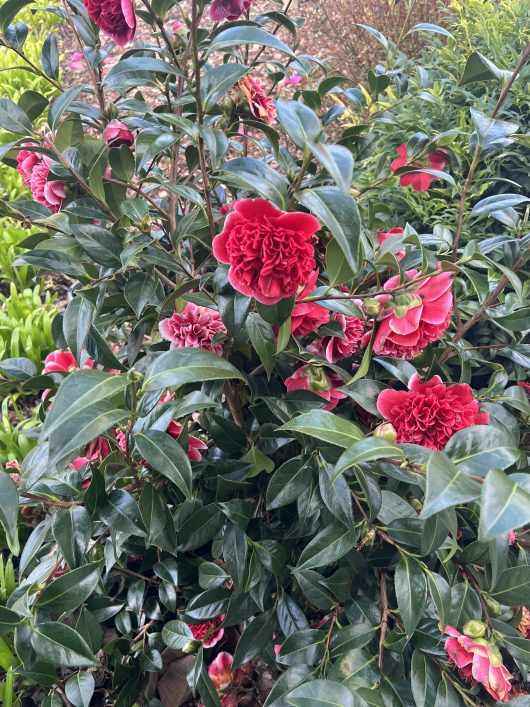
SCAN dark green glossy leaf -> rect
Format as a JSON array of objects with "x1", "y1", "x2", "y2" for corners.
[
  {"x1": 38, "y1": 562, "x2": 101, "y2": 612},
  {"x1": 232, "y1": 609, "x2": 275, "y2": 669},
  {"x1": 143, "y1": 348, "x2": 245, "y2": 391},
  {"x1": 135, "y1": 430, "x2": 192, "y2": 499},
  {"x1": 421, "y1": 452, "x2": 481, "y2": 518},
  {"x1": 395, "y1": 556, "x2": 427, "y2": 637},
  {"x1": 0, "y1": 474, "x2": 19, "y2": 555},
  {"x1": 31, "y1": 623, "x2": 97, "y2": 668}
]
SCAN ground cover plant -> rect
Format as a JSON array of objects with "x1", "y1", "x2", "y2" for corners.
[{"x1": 0, "y1": 0, "x2": 529, "y2": 705}]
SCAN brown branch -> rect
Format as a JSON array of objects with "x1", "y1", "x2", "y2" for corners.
[
  {"x1": 21, "y1": 493, "x2": 81, "y2": 508},
  {"x1": 223, "y1": 381, "x2": 245, "y2": 429},
  {"x1": 377, "y1": 570, "x2": 389, "y2": 670}
]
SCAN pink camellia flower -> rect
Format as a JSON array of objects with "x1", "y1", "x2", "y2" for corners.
[
  {"x1": 68, "y1": 51, "x2": 84, "y2": 70},
  {"x1": 210, "y1": 0, "x2": 252, "y2": 21},
  {"x1": 70, "y1": 436, "x2": 111, "y2": 487},
  {"x1": 519, "y1": 607, "x2": 530, "y2": 639},
  {"x1": 171, "y1": 20, "x2": 184, "y2": 33},
  {"x1": 285, "y1": 365, "x2": 347, "y2": 411},
  {"x1": 310, "y1": 308, "x2": 372, "y2": 363},
  {"x1": 445, "y1": 626, "x2": 512, "y2": 702},
  {"x1": 509, "y1": 530, "x2": 517, "y2": 545},
  {"x1": 103, "y1": 120, "x2": 135, "y2": 147},
  {"x1": 43, "y1": 350, "x2": 78, "y2": 373},
  {"x1": 284, "y1": 74, "x2": 302, "y2": 86},
  {"x1": 377, "y1": 227, "x2": 406, "y2": 261},
  {"x1": 237, "y1": 75, "x2": 276, "y2": 124},
  {"x1": 213, "y1": 199, "x2": 319, "y2": 305},
  {"x1": 206, "y1": 652, "x2": 248, "y2": 707},
  {"x1": 83, "y1": 0, "x2": 136, "y2": 45},
  {"x1": 29, "y1": 160, "x2": 65, "y2": 213},
  {"x1": 290, "y1": 271, "x2": 330, "y2": 337},
  {"x1": 16, "y1": 144, "x2": 41, "y2": 186},
  {"x1": 391, "y1": 142, "x2": 449, "y2": 192},
  {"x1": 166, "y1": 421, "x2": 208, "y2": 462},
  {"x1": 518, "y1": 381, "x2": 530, "y2": 396},
  {"x1": 189, "y1": 615, "x2": 225, "y2": 648},
  {"x1": 159, "y1": 302, "x2": 227, "y2": 355},
  {"x1": 377, "y1": 373, "x2": 489, "y2": 450},
  {"x1": 372, "y1": 269, "x2": 453, "y2": 360}
]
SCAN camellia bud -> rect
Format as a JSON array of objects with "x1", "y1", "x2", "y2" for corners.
[
  {"x1": 181, "y1": 639, "x2": 200, "y2": 654},
  {"x1": 362, "y1": 297, "x2": 382, "y2": 318},
  {"x1": 410, "y1": 497, "x2": 423, "y2": 513},
  {"x1": 463, "y1": 620, "x2": 486, "y2": 638},
  {"x1": 484, "y1": 596, "x2": 502, "y2": 615},
  {"x1": 103, "y1": 120, "x2": 135, "y2": 148},
  {"x1": 306, "y1": 366, "x2": 331, "y2": 393},
  {"x1": 374, "y1": 422, "x2": 397, "y2": 443}
]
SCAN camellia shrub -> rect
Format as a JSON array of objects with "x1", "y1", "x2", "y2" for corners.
[{"x1": 0, "y1": 1, "x2": 530, "y2": 706}]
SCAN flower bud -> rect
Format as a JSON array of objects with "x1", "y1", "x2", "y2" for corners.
[
  {"x1": 306, "y1": 366, "x2": 331, "y2": 393},
  {"x1": 374, "y1": 422, "x2": 397, "y2": 443},
  {"x1": 361, "y1": 528, "x2": 376, "y2": 546},
  {"x1": 181, "y1": 639, "x2": 200, "y2": 654},
  {"x1": 463, "y1": 620, "x2": 486, "y2": 638},
  {"x1": 362, "y1": 297, "x2": 382, "y2": 318},
  {"x1": 410, "y1": 497, "x2": 423, "y2": 513},
  {"x1": 103, "y1": 120, "x2": 135, "y2": 148},
  {"x1": 484, "y1": 596, "x2": 502, "y2": 615}
]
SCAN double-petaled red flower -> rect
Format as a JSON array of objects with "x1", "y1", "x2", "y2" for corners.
[
  {"x1": 237, "y1": 75, "x2": 276, "y2": 124},
  {"x1": 377, "y1": 374, "x2": 489, "y2": 450},
  {"x1": 17, "y1": 148, "x2": 65, "y2": 213},
  {"x1": 391, "y1": 142, "x2": 449, "y2": 192},
  {"x1": 373, "y1": 269, "x2": 453, "y2": 360},
  {"x1": 83, "y1": 0, "x2": 136, "y2": 45},
  {"x1": 213, "y1": 199, "x2": 319, "y2": 305},
  {"x1": 189, "y1": 615, "x2": 225, "y2": 648},
  {"x1": 285, "y1": 365, "x2": 347, "y2": 411},
  {"x1": 309, "y1": 307, "x2": 372, "y2": 363},
  {"x1": 103, "y1": 120, "x2": 135, "y2": 147},
  {"x1": 159, "y1": 302, "x2": 227, "y2": 355},
  {"x1": 290, "y1": 271, "x2": 330, "y2": 337}
]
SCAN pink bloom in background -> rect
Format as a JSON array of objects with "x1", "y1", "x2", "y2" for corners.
[
  {"x1": 68, "y1": 51, "x2": 84, "y2": 70},
  {"x1": 377, "y1": 227, "x2": 406, "y2": 260},
  {"x1": 290, "y1": 271, "x2": 329, "y2": 337},
  {"x1": 16, "y1": 144, "x2": 41, "y2": 186},
  {"x1": 373, "y1": 269, "x2": 453, "y2": 360},
  {"x1": 518, "y1": 381, "x2": 530, "y2": 396},
  {"x1": 103, "y1": 120, "x2": 135, "y2": 147},
  {"x1": 509, "y1": 530, "x2": 517, "y2": 545},
  {"x1": 6, "y1": 460, "x2": 20, "y2": 486},
  {"x1": 377, "y1": 374, "x2": 489, "y2": 450},
  {"x1": 83, "y1": 0, "x2": 136, "y2": 45},
  {"x1": 284, "y1": 74, "x2": 302, "y2": 85},
  {"x1": 159, "y1": 302, "x2": 227, "y2": 355},
  {"x1": 166, "y1": 421, "x2": 208, "y2": 462},
  {"x1": 391, "y1": 142, "x2": 449, "y2": 191},
  {"x1": 29, "y1": 160, "x2": 65, "y2": 213},
  {"x1": 518, "y1": 607, "x2": 530, "y2": 639},
  {"x1": 206, "y1": 652, "x2": 248, "y2": 707},
  {"x1": 285, "y1": 365, "x2": 347, "y2": 411},
  {"x1": 189, "y1": 615, "x2": 225, "y2": 647},
  {"x1": 310, "y1": 308, "x2": 372, "y2": 363},
  {"x1": 444, "y1": 626, "x2": 512, "y2": 702},
  {"x1": 171, "y1": 20, "x2": 185, "y2": 33},
  {"x1": 237, "y1": 75, "x2": 276, "y2": 124},
  {"x1": 43, "y1": 350, "x2": 78, "y2": 373},
  {"x1": 213, "y1": 199, "x2": 319, "y2": 305},
  {"x1": 210, "y1": 0, "x2": 252, "y2": 21},
  {"x1": 70, "y1": 436, "x2": 111, "y2": 487}
]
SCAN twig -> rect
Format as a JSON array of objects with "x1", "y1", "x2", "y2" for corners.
[
  {"x1": 377, "y1": 570, "x2": 389, "y2": 669},
  {"x1": 21, "y1": 492, "x2": 81, "y2": 508},
  {"x1": 223, "y1": 381, "x2": 245, "y2": 429}
]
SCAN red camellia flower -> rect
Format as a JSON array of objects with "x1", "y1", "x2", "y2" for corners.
[
  {"x1": 159, "y1": 302, "x2": 227, "y2": 355},
  {"x1": 204, "y1": 652, "x2": 248, "y2": 707},
  {"x1": 445, "y1": 626, "x2": 512, "y2": 702},
  {"x1": 290, "y1": 271, "x2": 330, "y2": 337},
  {"x1": 237, "y1": 75, "x2": 276, "y2": 124},
  {"x1": 285, "y1": 365, "x2": 347, "y2": 411},
  {"x1": 377, "y1": 373, "x2": 489, "y2": 450},
  {"x1": 210, "y1": 0, "x2": 252, "y2": 21},
  {"x1": 16, "y1": 144, "x2": 41, "y2": 186},
  {"x1": 377, "y1": 227, "x2": 405, "y2": 261},
  {"x1": 17, "y1": 149, "x2": 66, "y2": 213},
  {"x1": 373, "y1": 269, "x2": 453, "y2": 360},
  {"x1": 83, "y1": 0, "x2": 136, "y2": 45},
  {"x1": 43, "y1": 350, "x2": 78, "y2": 373},
  {"x1": 391, "y1": 142, "x2": 449, "y2": 192},
  {"x1": 310, "y1": 308, "x2": 372, "y2": 363},
  {"x1": 166, "y1": 421, "x2": 208, "y2": 462},
  {"x1": 103, "y1": 120, "x2": 135, "y2": 147},
  {"x1": 213, "y1": 199, "x2": 319, "y2": 305},
  {"x1": 518, "y1": 381, "x2": 530, "y2": 396},
  {"x1": 189, "y1": 614, "x2": 225, "y2": 648}
]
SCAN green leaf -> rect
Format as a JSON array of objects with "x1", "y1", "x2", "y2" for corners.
[
  {"x1": 395, "y1": 556, "x2": 427, "y2": 637},
  {"x1": 223, "y1": 523, "x2": 248, "y2": 588},
  {"x1": 52, "y1": 507, "x2": 91, "y2": 570},
  {"x1": 124, "y1": 272, "x2": 158, "y2": 317},
  {"x1": 411, "y1": 650, "x2": 441, "y2": 707},
  {"x1": 329, "y1": 623, "x2": 375, "y2": 659},
  {"x1": 333, "y1": 437, "x2": 403, "y2": 480},
  {"x1": 99, "y1": 490, "x2": 146, "y2": 536},
  {"x1": 76, "y1": 609, "x2": 102, "y2": 654},
  {"x1": 433, "y1": 678, "x2": 464, "y2": 706},
  {"x1": 48, "y1": 85, "x2": 86, "y2": 130},
  {"x1": 295, "y1": 524, "x2": 357, "y2": 571},
  {"x1": 71, "y1": 225, "x2": 122, "y2": 268},
  {"x1": 31, "y1": 623, "x2": 97, "y2": 668},
  {"x1": 143, "y1": 348, "x2": 245, "y2": 392},
  {"x1": 275, "y1": 99, "x2": 321, "y2": 149},
  {"x1": 0, "y1": 474, "x2": 19, "y2": 555},
  {"x1": 445, "y1": 426, "x2": 519, "y2": 476},
  {"x1": 0, "y1": 0, "x2": 34, "y2": 29},
  {"x1": 264, "y1": 666, "x2": 313, "y2": 707},
  {"x1": 308, "y1": 142, "x2": 354, "y2": 194},
  {"x1": 41, "y1": 33, "x2": 59, "y2": 80},
  {"x1": 407, "y1": 23, "x2": 454, "y2": 39},
  {"x1": 0, "y1": 98, "x2": 32, "y2": 134},
  {"x1": 490, "y1": 566, "x2": 530, "y2": 606},
  {"x1": 471, "y1": 194, "x2": 529, "y2": 218},
  {"x1": 460, "y1": 51, "x2": 509, "y2": 85},
  {"x1": 279, "y1": 410, "x2": 363, "y2": 448},
  {"x1": 161, "y1": 620, "x2": 195, "y2": 650},
  {"x1": 326, "y1": 237, "x2": 354, "y2": 286},
  {"x1": 0, "y1": 606, "x2": 23, "y2": 634},
  {"x1": 220, "y1": 157, "x2": 289, "y2": 208},
  {"x1": 63, "y1": 296, "x2": 95, "y2": 366},
  {"x1": 479, "y1": 469, "x2": 530, "y2": 542},
  {"x1": 421, "y1": 452, "x2": 482, "y2": 518},
  {"x1": 202, "y1": 64, "x2": 249, "y2": 111},
  {"x1": 232, "y1": 609, "x2": 275, "y2": 669},
  {"x1": 207, "y1": 26, "x2": 295, "y2": 58},
  {"x1": 277, "y1": 629, "x2": 326, "y2": 666},
  {"x1": 64, "y1": 672, "x2": 95, "y2": 707},
  {"x1": 246, "y1": 313, "x2": 275, "y2": 378},
  {"x1": 296, "y1": 187, "x2": 361, "y2": 272},
  {"x1": 135, "y1": 430, "x2": 193, "y2": 499},
  {"x1": 266, "y1": 457, "x2": 312, "y2": 510},
  {"x1": 492, "y1": 619, "x2": 530, "y2": 665},
  {"x1": 427, "y1": 573, "x2": 451, "y2": 633},
  {"x1": 256, "y1": 297, "x2": 295, "y2": 326},
  {"x1": 286, "y1": 679, "x2": 355, "y2": 707},
  {"x1": 104, "y1": 57, "x2": 180, "y2": 90},
  {"x1": 38, "y1": 562, "x2": 101, "y2": 612}
]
